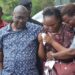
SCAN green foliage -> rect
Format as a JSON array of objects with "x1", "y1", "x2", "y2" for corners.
[
  {"x1": 2, "y1": 15, "x2": 12, "y2": 22},
  {"x1": 32, "y1": 0, "x2": 55, "y2": 16},
  {"x1": 0, "y1": 0, "x2": 19, "y2": 14},
  {"x1": 0, "y1": 0, "x2": 55, "y2": 21},
  {"x1": 0, "y1": 0, "x2": 19, "y2": 22}
]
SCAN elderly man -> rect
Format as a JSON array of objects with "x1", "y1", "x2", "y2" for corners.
[
  {"x1": 0, "y1": 7, "x2": 7, "y2": 74},
  {"x1": 0, "y1": 5, "x2": 42, "y2": 75}
]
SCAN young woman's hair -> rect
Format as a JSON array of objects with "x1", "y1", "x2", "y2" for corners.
[
  {"x1": 61, "y1": 3, "x2": 75, "y2": 16},
  {"x1": 43, "y1": 7, "x2": 62, "y2": 32}
]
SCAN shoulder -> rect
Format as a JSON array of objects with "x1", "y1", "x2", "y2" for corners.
[
  {"x1": 28, "y1": 18, "x2": 43, "y2": 26},
  {"x1": 3, "y1": 20, "x2": 8, "y2": 24},
  {"x1": 26, "y1": 22, "x2": 43, "y2": 36},
  {"x1": 0, "y1": 24, "x2": 10, "y2": 36},
  {"x1": 26, "y1": 22, "x2": 43, "y2": 31}
]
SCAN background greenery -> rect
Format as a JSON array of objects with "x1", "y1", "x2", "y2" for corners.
[{"x1": 0, "y1": 0, "x2": 54, "y2": 22}]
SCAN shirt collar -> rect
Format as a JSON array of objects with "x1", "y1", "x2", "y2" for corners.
[
  {"x1": 7, "y1": 23, "x2": 28, "y2": 32},
  {"x1": 7, "y1": 23, "x2": 12, "y2": 31}
]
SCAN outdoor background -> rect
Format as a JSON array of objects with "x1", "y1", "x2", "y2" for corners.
[
  {"x1": 0, "y1": 0, "x2": 75, "y2": 22},
  {"x1": 0, "y1": 0, "x2": 55, "y2": 22}
]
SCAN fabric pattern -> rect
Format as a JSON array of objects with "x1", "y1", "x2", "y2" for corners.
[{"x1": 0, "y1": 22, "x2": 42, "y2": 75}]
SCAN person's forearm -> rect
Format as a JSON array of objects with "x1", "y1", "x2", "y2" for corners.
[
  {"x1": 53, "y1": 49, "x2": 75, "y2": 59},
  {"x1": 0, "y1": 52, "x2": 3, "y2": 62},
  {"x1": 38, "y1": 43, "x2": 46, "y2": 61},
  {"x1": 0, "y1": 62, "x2": 3, "y2": 70},
  {"x1": 51, "y1": 40, "x2": 67, "y2": 52},
  {"x1": 0, "y1": 51, "x2": 3, "y2": 70}
]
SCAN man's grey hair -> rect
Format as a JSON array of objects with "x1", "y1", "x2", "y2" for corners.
[{"x1": 13, "y1": 5, "x2": 28, "y2": 14}]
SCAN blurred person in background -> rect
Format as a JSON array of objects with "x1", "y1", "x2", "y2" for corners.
[
  {"x1": 0, "y1": 6, "x2": 7, "y2": 74},
  {"x1": 59, "y1": 3, "x2": 75, "y2": 48},
  {"x1": 0, "y1": 7, "x2": 7, "y2": 28},
  {"x1": 19, "y1": 0, "x2": 42, "y2": 25}
]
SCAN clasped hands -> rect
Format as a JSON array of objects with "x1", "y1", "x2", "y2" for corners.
[{"x1": 38, "y1": 32, "x2": 55, "y2": 60}]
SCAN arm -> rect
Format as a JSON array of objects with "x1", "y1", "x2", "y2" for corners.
[
  {"x1": 45, "y1": 33, "x2": 75, "y2": 59},
  {"x1": 47, "y1": 40, "x2": 75, "y2": 60},
  {"x1": 0, "y1": 32, "x2": 4, "y2": 70},
  {"x1": 0, "y1": 49, "x2": 3, "y2": 70},
  {"x1": 38, "y1": 33, "x2": 46, "y2": 61}
]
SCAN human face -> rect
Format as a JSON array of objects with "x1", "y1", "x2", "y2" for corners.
[
  {"x1": 62, "y1": 14, "x2": 71, "y2": 24},
  {"x1": 13, "y1": 11, "x2": 28, "y2": 29},
  {"x1": 69, "y1": 16, "x2": 75, "y2": 27},
  {"x1": 43, "y1": 16, "x2": 59, "y2": 33}
]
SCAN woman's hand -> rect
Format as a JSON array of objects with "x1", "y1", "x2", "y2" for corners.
[
  {"x1": 38, "y1": 32, "x2": 54, "y2": 45},
  {"x1": 45, "y1": 32, "x2": 54, "y2": 44}
]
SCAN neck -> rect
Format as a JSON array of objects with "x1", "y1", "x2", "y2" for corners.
[
  {"x1": 11, "y1": 23, "x2": 22, "y2": 31},
  {"x1": 11, "y1": 23, "x2": 17, "y2": 31},
  {"x1": 11, "y1": 23, "x2": 26, "y2": 31}
]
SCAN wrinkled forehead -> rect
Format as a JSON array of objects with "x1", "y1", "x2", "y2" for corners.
[
  {"x1": 14, "y1": 11, "x2": 27, "y2": 15},
  {"x1": 14, "y1": 11, "x2": 26, "y2": 16},
  {"x1": 13, "y1": 5, "x2": 28, "y2": 16}
]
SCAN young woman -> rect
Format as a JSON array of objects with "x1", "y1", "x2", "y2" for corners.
[{"x1": 38, "y1": 7, "x2": 63, "y2": 75}]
